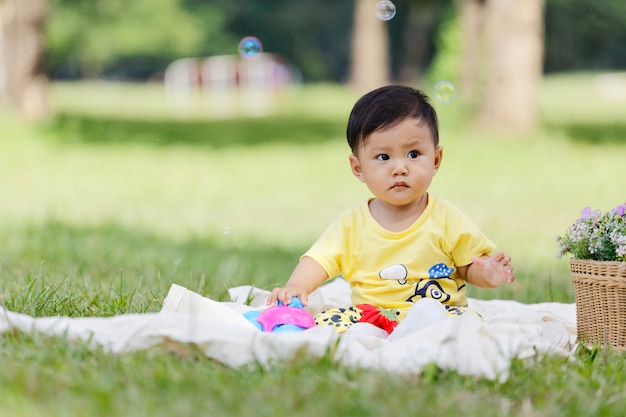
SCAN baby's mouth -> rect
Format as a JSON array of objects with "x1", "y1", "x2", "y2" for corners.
[{"x1": 391, "y1": 182, "x2": 408, "y2": 189}]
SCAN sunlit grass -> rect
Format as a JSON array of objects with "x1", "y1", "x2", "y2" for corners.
[
  {"x1": 540, "y1": 71, "x2": 626, "y2": 124},
  {"x1": 49, "y1": 81, "x2": 360, "y2": 121},
  {"x1": 2, "y1": 72, "x2": 626, "y2": 417},
  {"x1": 6, "y1": 74, "x2": 626, "y2": 301}
]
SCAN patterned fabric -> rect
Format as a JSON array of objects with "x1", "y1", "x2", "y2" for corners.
[
  {"x1": 314, "y1": 306, "x2": 361, "y2": 333},
  {"x1": 314, "y1": 303, "x2": 482, "y2": 334}
]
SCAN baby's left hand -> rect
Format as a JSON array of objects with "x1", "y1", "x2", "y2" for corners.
[{"x1": 471, "y1": 251, "x2": 515, "y2": 287}]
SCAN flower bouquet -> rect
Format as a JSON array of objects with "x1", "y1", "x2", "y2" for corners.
[
  {"x1": 557, "y1": 203, "x2": 626, "y2": 262},
  {"x1": 557, "y1": 202, "x2": 626, "y2": 350}
]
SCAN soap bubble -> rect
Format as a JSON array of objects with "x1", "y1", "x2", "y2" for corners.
[
  {"x1": 434, "y1": 81, "x2": 456, "y2": 104},
  {"x1": 375, "y1": 0, "x2": 396, "y2": 21},
  {"x1": 238, "y1": 36, "x2": 262, "y2": 59}
]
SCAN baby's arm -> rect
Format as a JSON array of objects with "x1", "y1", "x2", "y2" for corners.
[
  {"x1": 457, "y1": 251, "x2": 515, "y2": 288},
  {"x1": 267, "y1": 256, "x2": 329, "y2": 306}
]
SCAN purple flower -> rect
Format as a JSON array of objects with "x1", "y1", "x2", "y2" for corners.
[
  {"x1": 579, "y1": 207, "x2": 600, "y2": 221},
  {"x1": 612, "y1": 203, "x2": 626, "y2": 217},
  {"x1": 559, "y1": 203, "x2": 626, "y2": 262}
]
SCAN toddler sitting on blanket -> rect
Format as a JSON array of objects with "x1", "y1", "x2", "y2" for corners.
[{"x1": 267, "y1": 85, "x2": 514, "y2": 340}]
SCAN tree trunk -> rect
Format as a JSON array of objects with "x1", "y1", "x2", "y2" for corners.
[
  {"x1": 398, "y1": 4, "x2": 434, "y2": 85},
  {"x1": 456, "y1": 0, "x2": 544, "y2": 133},
  {"x1": 0, "y1": 0, "x2": 48, "y2": 119},
  {"x1": 457, "y1": 0, "x2": 486, "y2": 103},
  {"x1": 350, "y1": 0, "x2": 391, "y2": 93},
  {"x1": 477, "y1": 0, "x2": 544, "y2": 133}
]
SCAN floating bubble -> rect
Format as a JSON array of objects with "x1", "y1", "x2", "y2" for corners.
[
  {"x1": 434, "y1": 81, "x2": 456, "y2": 104},
  {"x1": 375, "y1": 0, "x2": 396, "y2": 21},
  {"x1": 238, "y1": 36, "x2": 263, "y2": 59}
]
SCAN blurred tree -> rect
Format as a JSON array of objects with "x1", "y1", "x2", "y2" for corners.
[
  {"x1": 476, "y1": 0, "x2": 544, "y2": 133},
  {"x1": 430, "y1": 0, "x2": 544, "y2": 134},
  {"x1": 544, "y1": 0, "x2": 626, "y2": 72},
  {"x1": 349, "y1": 0, "x2": 450, "y2": 91},
  {"x1": 349, "y1": 0, "x2": 390, "y2": 92},
  {"x1": 183, "y1": 0, "x2": 446, "y2": 87},
  {"x1": 206, "y1": 0, "x2": 353, "y2": 82},
  {"x1": 0, "y1": 0, "x2": 48, "y2": 119},
  {"x1": 457, "y1": 0, "x2": 481, "y2": 101},
  {"x1": 46, "y1": 0, "x2": 214, "y2": 78},
  {"x1": 344, "y1": 0, "x2": 450, "y2": 91},
  {"x1": 390, "y1": 0, "x2": 451, "y2": 84},
  {"x1": 39, "y1": 0, "x2": 626, "y2": 84}
]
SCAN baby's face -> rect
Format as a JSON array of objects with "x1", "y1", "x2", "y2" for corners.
[{"x1": 349, "y1": 118, "x2": 442, "y2": 209}]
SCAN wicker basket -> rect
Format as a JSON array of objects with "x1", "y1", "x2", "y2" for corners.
[{"x1": 570, "y1": 258, "x2": 626, "y2": 351}]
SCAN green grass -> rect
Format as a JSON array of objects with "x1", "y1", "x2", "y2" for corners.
[
  {"x1": 1, "y1": 72, "x2": 626, "y2": 416},
  {"x1": 1, "y1": 333, "x2": 625, "y2": 416}
]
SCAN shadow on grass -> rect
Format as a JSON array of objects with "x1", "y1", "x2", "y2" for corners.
[
  {"x1": 0, "y1": 221, "x2": 303, "y2": 317},
  {"x1": 43, "y1": 113, "x2": 346, "y2": 148},
  {"x1": 546, "y1": 121, "x2": 626, "y2": 145}
]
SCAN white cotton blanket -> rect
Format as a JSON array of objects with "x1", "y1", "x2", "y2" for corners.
[{"x1": 0, "y1": 279, "x2": 577, "y2": 381}]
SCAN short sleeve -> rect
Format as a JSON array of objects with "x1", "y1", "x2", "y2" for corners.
[
  {"x1": 444, "y1": 204, "x2": 496, "y2": 267},
  {"x1": 302, "y1": 214, "x2": 350, "y2": 280}
]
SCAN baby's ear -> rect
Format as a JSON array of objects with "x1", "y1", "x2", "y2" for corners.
[
  {"x1": 433, "y1": 146, "x2": 443, "y2": 172},
  {"x1": 349, "y1": 154, "x2": 365, "y2": 182}
]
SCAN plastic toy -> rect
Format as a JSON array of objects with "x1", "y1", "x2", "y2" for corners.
[{"x1": 243, "y1": 296, "x2": 316, "y2": 333}]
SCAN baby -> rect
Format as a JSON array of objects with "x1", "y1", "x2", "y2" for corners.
[{"x1": 268, "y1": 85, "x2": 514, "y2": 339}]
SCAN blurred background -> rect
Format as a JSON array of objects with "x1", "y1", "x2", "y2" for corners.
[
  {"x1": 1, "y1": 0, "x2": 625, "y2": 125},
  {"x1": 1, "y1": 4, "x2": 626, "y2": 413},
  {"x1": 1, "y1": 0, "x2": 626, "y2": 304}
]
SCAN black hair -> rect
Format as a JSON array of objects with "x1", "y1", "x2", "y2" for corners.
[{"x1": 346, "y1": 85, "x2": 439, "y2": 153}]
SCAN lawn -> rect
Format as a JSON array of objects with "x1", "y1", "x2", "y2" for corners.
[{"x1": 1, "y1": 72, "x2": 626, "y2": 416}]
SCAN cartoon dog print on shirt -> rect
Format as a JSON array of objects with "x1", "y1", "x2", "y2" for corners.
[
  {"x1": 406, "y1": 263, "x2": 458, "y2": 303},
  {"x1": 378, "y1": 263, "x2": 460, "y2": 303}
]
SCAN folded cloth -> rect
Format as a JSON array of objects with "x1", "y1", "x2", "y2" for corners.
[{"x1": 0, "y1": 279, "x2": 577, "y2": 381}]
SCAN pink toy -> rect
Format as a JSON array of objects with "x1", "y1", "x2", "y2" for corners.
[{"x1": 244, "y1": 297, "x2": 316, "y2": 332}]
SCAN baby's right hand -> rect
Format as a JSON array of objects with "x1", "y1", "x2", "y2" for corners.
[{"x1": 267, "y1": 286, "x2": 310, "y2": 306}]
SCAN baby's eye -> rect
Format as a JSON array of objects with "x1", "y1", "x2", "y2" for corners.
[
  {"x1": 407, "y1": 150, "x2": 420, "y2": 159},
  {"x1": 376, "y1": 154, "x2": 390, "y2": 161}
]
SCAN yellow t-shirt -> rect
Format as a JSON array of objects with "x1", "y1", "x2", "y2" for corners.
[{"x1": 304, "y1": 195, "x2": 496, "y2": 313}]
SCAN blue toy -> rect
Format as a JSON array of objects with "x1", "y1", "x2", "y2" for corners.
[{"x1": 243, "y1": 296, "x2": 316, "y2": 333}]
